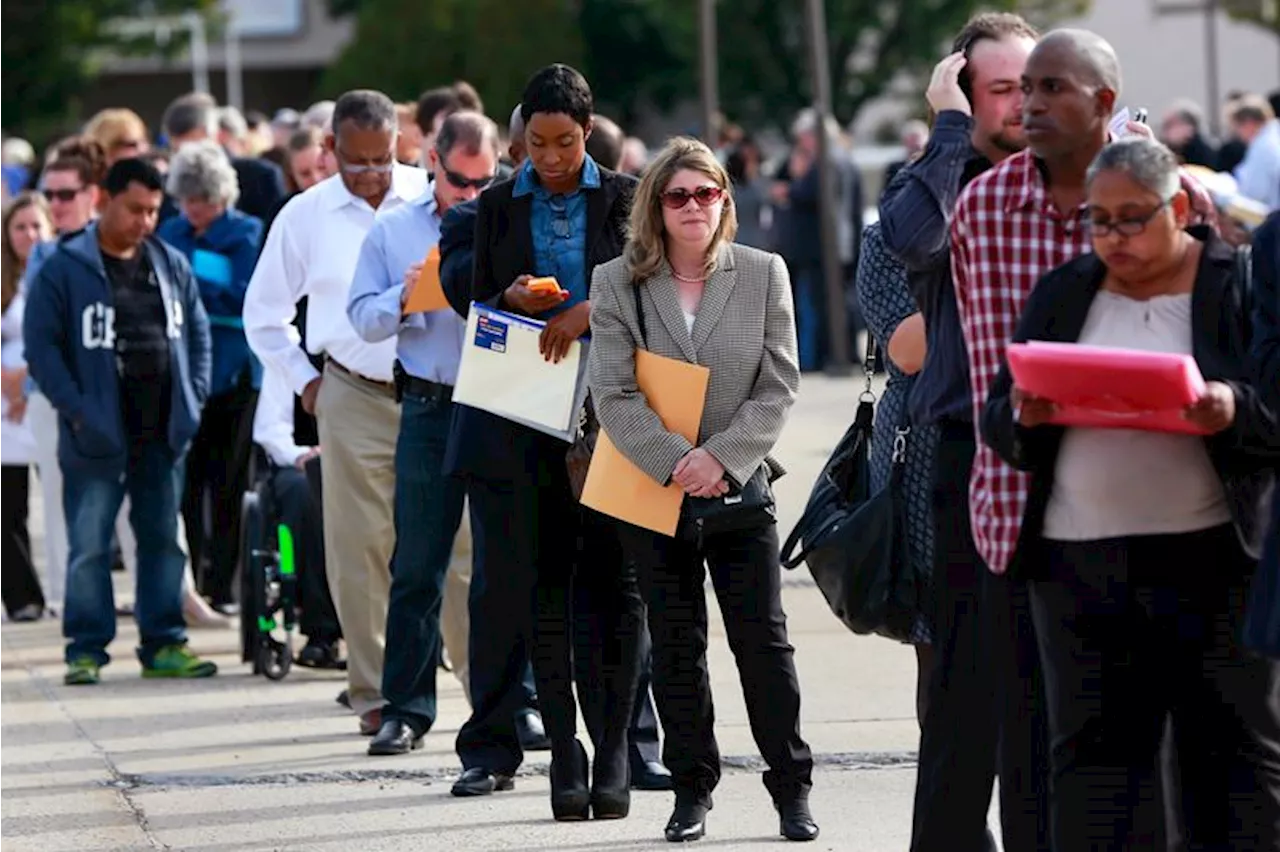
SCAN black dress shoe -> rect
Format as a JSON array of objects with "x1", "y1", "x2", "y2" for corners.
[
  {"x1": 336, "y1": 689, "x2": 351, "y2": 708},
  {"x1": 665, "y1": 800, "x2": 710, "y2": 843},
  {"x1": 296, "y1": 639, "x2": 345, "y2": 670},
  {"x1": 631, "y1": 759, "x2": 673, "y2": 791},
  {"x1": 367, "y1": 719, "x2": 424, "y2": 756},
  {"x1": 515, "y1": 708, "x2": 551, "y2": 751},
  {"x1": 550, "y1": 739, "x2": 590, "y2": 821},
  {"x1": 777, "y1": 797, "x2": 820, "y2": 842},
  {"x1": 451, "y1": 767, "x2": 515, "y2": 797}
]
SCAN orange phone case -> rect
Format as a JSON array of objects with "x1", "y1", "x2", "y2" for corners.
[{"x1": 527, "y1": 276, "x2": 562, "y2": 294}]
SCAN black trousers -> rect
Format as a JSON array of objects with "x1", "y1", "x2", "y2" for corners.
[
  {"x1": 456, "y1": 454, "x2": 643, "y2": 776},
  {"x1": 616, "y1": 520, "x2": 813, "y2": 805},
  {"x1": 182, "y1": 380, "x2": 258, "y2": 605},
  {"x1": 2, "y1": 465, "x2": 43, "y2": 616},
  {"x1": 1034, "y1": 525, "x2": 1280, "y2": 851},
  {"x1": 910, "y1": 420, "x2": 1050, "y2": 852},
  {"x1": 629, "y1": 627, "x2": 662, "y2": 767},
  {"x1": 270, "y1": 461, "x2": 340, "y2": 643}
]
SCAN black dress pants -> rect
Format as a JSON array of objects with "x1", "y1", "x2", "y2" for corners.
[
  {"x1": 1033, "y1": 525, "x2": 1280, "y2": 852},
  {"x1": 616, "y1": 520, "x2": 813, "y2": 805},
  {"x1": 910, "y1": 420, "x2": 1051, "y2": 852},
  {"x1": 2, "y1": 465, "x2": 44, "y2": 616},
  {"x1": 270, "y1": 461, "x2": 340, "y2": 643},
  {"x1": 182, "y1": 380, "x2": 258, "y2": 606},
  {"x1": 457, "y1": 447, "x2": 643, "y2": 775}
]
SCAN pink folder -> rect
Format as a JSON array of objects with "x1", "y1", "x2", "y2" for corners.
[{"x1": 1005, "y1": 341, "x2": 1210, "y2": 435}]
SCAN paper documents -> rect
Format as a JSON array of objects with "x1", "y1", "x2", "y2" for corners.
[
  {"x1": 403, "y1": 246, "x2": 449, "y2": 314},
  {"x1": 452, "y1": 303, "x2": 589, "y2": 442},
  {"x1": 580, "y1": 351, "x2": 710, "y2": 536}
]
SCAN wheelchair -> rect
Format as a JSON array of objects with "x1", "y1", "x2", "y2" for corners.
[{"x1": 238, "y1": 450, "x2": 300, "y2": 681}]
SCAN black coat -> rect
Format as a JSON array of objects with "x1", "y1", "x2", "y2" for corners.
[
  {"x1": 982, "y1": 227, "x2": 1279, "y2": 574},
  {"x1": 231, "y1": 156, "x2": 288, "y2": 224},
  {"x1": 441, "y1": 167, "x2": 637, "y2": 482}
]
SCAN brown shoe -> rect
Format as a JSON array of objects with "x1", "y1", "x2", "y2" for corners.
[{"x1": 359, "y1": 708, "x2": 382, "y2": 736}]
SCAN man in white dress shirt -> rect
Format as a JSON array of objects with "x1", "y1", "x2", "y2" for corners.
[{"x1": 244, "y1": 90, "x2": 428, "y2": 732}]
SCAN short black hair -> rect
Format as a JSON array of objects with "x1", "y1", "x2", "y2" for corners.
[
  {"x1": 332, "y1": 90, "x2": 397, "y2": 134},
  {"x1": 102, "y1": 157, "x2": 165, "y2": 196},
  {"x1": 416, "y1": 86, "x2": 462, "y2": 135},
  {"x1": 520, "y1": 64, "x2": 593, "y2": 127},
  {"x1": 585, "y1": 114, "x2": 624, "y2": 170}
]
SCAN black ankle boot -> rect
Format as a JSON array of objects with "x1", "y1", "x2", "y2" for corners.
[
  {"x1": 665, "y1": 797, "x2": 711, "y2": 843},
  {"x1": 550, "y1": 739, "x2": 590, "y2": 821},
  {"x1": 590, "y1": 738, "x2": 630, "y2": 819},
  {"x1": 776, "y1": 794, "x2": 819, "y2": 842}
]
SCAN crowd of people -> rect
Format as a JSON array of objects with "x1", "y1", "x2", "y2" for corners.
[{"x1": 0, "y1": 11, "x2": 1278, "y2": 849}]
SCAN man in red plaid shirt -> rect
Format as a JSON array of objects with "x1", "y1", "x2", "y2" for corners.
[{"x1": 952, "y1": 30, "x2": 1217, "y2": 578}]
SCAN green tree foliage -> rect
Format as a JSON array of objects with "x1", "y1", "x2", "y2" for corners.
[
  {"x1": 2, "y1": 0, "x2": 217, "y2": 145},
  {"x1": 1222, "y1": 0, "x2": 1280, "y2": 37},
  {"x1": 326, "y1": 0, "x2": 1091, "y2": 130}
]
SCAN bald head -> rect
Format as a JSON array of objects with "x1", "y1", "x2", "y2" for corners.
[
  {"x1": 508, "y1": 103, "x2": 527, "y2": 165},
  {"x1": 1033, "y1": 29, "x2": 1121, "y2": 96}
]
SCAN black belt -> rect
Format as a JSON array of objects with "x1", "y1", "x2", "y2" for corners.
[
  {"x1": 402, "y1": 375, "x2": 454, "y2": 403},
  {"x1": 326, "y1": 357, "x2": 396, "y2": 396}
]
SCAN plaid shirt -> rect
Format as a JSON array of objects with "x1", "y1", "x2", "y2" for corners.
[{"x1": 951, "y1": 149, "x2": 1217, "y2": 574}]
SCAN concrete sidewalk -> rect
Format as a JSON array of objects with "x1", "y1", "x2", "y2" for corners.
[{"x1": 1, "y1": 375, "x2": 974, "y2": 851}]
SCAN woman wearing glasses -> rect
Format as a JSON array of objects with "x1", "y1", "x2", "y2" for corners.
[
  {"x1": 588, "y1": 137, "x2": 817, "y2": 844},
  {"x1": 983, "y1": 137, "x2": 1280, "y2": 850}
]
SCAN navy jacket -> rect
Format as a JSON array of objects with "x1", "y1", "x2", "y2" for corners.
[
  {"x1": 23, "y1": 225, "x2": 212, "y2": 475},
  {"x1": 982, "y1": 228, "x2": 1278, "y2": 574},
  {"x1": 232, "y1": 156, "x2": 288, "y2": 223},
  {"x1": 440, "y1": 168, "x2": 636, "y2": 482},
  {"x1": 1254, "y1": 211, "x2": 1280, "y2": 412},
  {"x1": 158, "y1": 208, "x2": 263, "y2": 395}
]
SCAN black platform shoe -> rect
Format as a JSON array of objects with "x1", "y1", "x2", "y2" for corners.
[{"x1": 550, "y1": 739, "x2": 590, "y2": 821}]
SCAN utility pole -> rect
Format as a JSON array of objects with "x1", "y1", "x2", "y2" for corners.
[
  {"x1": 699, "y1": 0, "x2": 719, "y2": 146},
  {"x1": 803, "y1": 0, "x2": 851, "y2": 373}
]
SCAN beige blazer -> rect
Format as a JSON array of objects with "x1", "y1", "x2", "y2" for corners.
[{"x1": 587, "y1": 242, "x2": 800, "y2": 489}]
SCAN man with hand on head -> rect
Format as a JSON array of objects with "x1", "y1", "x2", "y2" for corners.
[
  {"x1": 878, "y1": 13, "x2": 1040, "y2": 851},
  {"x1": 346, "y1": 110, "x2": 499, "y2": 756},
  {"x1": 244, "y1": 90, "x2": 429, "y2": 736}
]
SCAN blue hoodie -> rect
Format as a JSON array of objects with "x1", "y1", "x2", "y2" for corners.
[
  {"x1": 157, "y1": 208, "x2": 263, "y2": 396},
  {"x1": 23, "y1": 224, "x2": 212, "y2": 476}
]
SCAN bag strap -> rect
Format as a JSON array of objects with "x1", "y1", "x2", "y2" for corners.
[{"x1": 633, "y1": 284, "x2": 648, "y2": 348}]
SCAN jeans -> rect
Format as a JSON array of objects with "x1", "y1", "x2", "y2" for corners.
[
  {"x1": 62, "y1": 441, "x2": 187, "y2": 667},
  {"x1": 791, "y1": 264, "x2": 827, "y2": 372},
  {"x1": 382, "y1": 393, "x2": 469, "y2": 735}
]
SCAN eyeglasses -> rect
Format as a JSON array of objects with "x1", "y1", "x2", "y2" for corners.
[
  {"x1": 1086, "y1": 197, "x2": 1172, "y2": 237},
  {"x1": 42, "y1": 187, "x2": 84, "y2": 203},
  {"x1": 660, "y1": 185, "x2": 725, "y2": 210},
  {"x1": 335, "y1": 150, "x2": 395, "y2": 175},
  {"x1": 442, "y1": 168, "x2": 495, "y2": 191}
]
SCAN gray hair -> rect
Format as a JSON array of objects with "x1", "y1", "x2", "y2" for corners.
[
  {"x1": 435, "y1": 111, "x2": 500, "y2": 161},
  {"x1": 1086, "y1": 137, "x2": 1179, "y2": 200},
  {"x1": 332, "y1": 90, "x2": 397, "y2": 135},
  {"x1": 166, "y1": 140, "x2": 240, "y2": 206},
  {"x1": 217, "y1": 106, "x2": 248, "y2": 141},
  {"x1": 790, "y1": 107, "x2": 841, "y2": 143},
  {"x1": 163, "y1": 93, "x2": 219, "y2": 141},
  {"x1": 302, "y1": 100, "x2": 336, "y2": 130}
]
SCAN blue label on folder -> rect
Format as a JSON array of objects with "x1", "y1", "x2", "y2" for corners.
[{"x1": 474, "y1": 315, "x2": 508, "y2": 353}]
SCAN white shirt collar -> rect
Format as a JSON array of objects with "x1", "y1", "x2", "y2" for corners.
[{"x1": 319, "y1": 163, "x2": 429, "y2": 212}]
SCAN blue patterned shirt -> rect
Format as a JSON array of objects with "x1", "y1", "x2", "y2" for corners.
[{"x1": 511, "y1": 155, "x2": 601, "y2": 319}]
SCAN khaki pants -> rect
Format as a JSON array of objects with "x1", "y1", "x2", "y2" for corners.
[
  {"x1": 441, "y1": 505, "x2": 472, "y2": 704},
  {"x1": 316, "y1": 363, "x2": 398, "y2": 717}
]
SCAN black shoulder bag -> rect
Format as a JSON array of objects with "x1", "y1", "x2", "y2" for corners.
[
  {"x1": 778, "y1": 336, "x2": 917, "y2": 642},
  {"x1": 628, "y1": 285, "x2": 775, "y2": 541}
]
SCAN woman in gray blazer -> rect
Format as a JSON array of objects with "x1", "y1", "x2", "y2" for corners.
[{"x1": 588, "y1": 137, "x2": 817, "y2": 845}]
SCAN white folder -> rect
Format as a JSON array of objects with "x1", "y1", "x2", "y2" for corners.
[{"x1": 452, "y1": 303, "x2": 590, "y2": 443}]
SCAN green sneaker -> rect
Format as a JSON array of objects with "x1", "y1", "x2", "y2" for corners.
[
  {"x1": 142, "y1": 645, "x2": 218, "y2": 679},
  {"x1": 64, "y1": 657, "x2": 101, "y2": 686}
]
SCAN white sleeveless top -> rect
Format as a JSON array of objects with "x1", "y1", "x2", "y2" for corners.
[{"x1": 1041, "y1": 290, "x2": 1231, "y2": 542}]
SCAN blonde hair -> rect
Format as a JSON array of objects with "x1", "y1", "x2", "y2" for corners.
[
  {"x1": 625, "y1": 137, "x2": 737, "y2": 284},
  {"x1": 2, "y1": 192, "x2": 51, "y2": 313},
  {"x1": 83, "y1": 108, "x2": 149, "y2": 154}
]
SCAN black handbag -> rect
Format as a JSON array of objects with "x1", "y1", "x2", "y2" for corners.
[{"x1": 778, "y1": 339, "x2": 917, "y2": 642}]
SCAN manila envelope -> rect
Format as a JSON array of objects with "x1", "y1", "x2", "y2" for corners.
[
  {"x1": 403, "y1": 246, "x2": 448, "y2": 314},
  {"x1": 581, "y1": 350, "x2": 710, "y2": 536}
]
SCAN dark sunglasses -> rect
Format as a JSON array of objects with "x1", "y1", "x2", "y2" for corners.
[
  {"x1": 660, "y1": 185, "x2": 725, "y2": 210},
  {"x1": 443, "y1": 168, "x2": 495, "y2": 191},
  {"x1": 42, "y1": 187, "x2": 84, "y2": 203}
]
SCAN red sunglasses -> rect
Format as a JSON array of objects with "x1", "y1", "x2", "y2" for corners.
[{"x1": 660, "y1": 185, "x2": 725, "y2": 209}]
